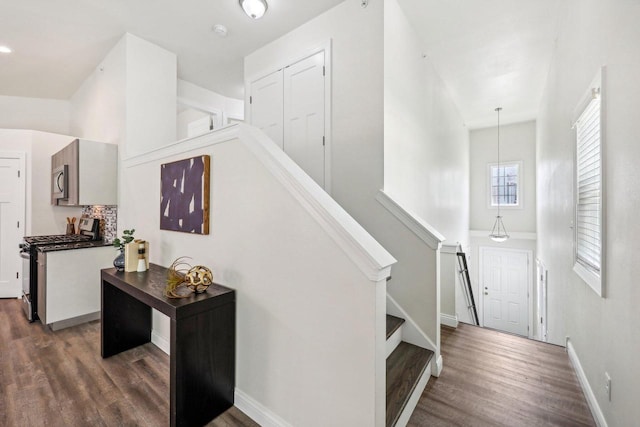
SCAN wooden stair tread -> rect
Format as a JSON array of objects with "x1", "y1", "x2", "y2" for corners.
[
  {"x1": 386, "y1": 315, "x2": 405, "y2": 340},
  {"x1": 386, "y1": 342, "x2": 434, "y2": 427}
]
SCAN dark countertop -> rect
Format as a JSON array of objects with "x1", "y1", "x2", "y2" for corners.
[{"x1": 37, "y1": 240, "x2": 114, "y2": 252}]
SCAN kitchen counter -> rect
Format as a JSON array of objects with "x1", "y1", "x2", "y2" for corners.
[
  {"x1": 38, "y1": 244, "x2": 115, "y2": 330},
  {"x1": 37, "y1": 240, "x2": 113, "y2": 252}
]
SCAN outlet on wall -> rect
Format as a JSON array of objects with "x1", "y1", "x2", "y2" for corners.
[{"x1": 604, "y1": 372, "x2": 612, "y2": 401}]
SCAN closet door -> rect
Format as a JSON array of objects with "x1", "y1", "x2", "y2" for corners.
[
  {"x1": 250, "y1": 70, "x2": 284, "y2": 149},
  {"x1": 283, "y1": 51, "x2": 326, "y2": 188}
]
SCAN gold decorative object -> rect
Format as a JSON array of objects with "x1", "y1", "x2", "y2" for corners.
[{"x1": 165, "y1": 257, "x2": 214, "y2": 298}]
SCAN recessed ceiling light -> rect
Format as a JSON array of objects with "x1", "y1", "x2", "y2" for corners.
[
  {"x1": 239, "y1": 0, "x2": 268, "y2": 19},
  {"x1": 0, "y1": 46, "x2": 12, "y2": 54},
  {"x1": 213, "y1": 24, "x2": 228, "y2": 37}
]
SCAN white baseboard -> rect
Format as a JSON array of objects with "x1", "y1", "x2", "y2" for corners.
[
  {"x1": 394, "y1": 361, "x2": 432, "y2": 427},
  {"x1": 151, "y1": 330, "x2": 170, "y2": 355},
  {"x1": 433, "y1": 354, "x2": 443, "y2": 377},
  {"x1": 440, "y1": 313, "x2": 459, "y2": 328},
  {"x1": 235, "y1": 389, "x2": 292, "y2": 427},
  {"x1": 567, "y1": 340, "x2": 608, "y2": 427}
]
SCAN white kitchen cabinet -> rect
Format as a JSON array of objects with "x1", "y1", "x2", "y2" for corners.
[
  {"x1": 38, "y1": 246, "x2": 115, "y2": 330},
  {"x1": 51, "y1": 139, "x2": 118, "y2": 206}
]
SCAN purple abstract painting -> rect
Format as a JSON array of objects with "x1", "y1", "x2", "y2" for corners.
[{"x1": 160, "y1": 155, "x2": 210, "y2": 234}]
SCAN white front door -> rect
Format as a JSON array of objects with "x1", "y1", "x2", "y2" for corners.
[
  {"x1": 480, "y1": 247, "x2": 530, "y2": 336},
  {"x1": 283, "y1": 51, "x2": 326, "y2": 188},
  {"x1": 250, "y1": 70, "x2": 284, "y2": 149},
  {"x1": 0, "y1": 156, "x2": 25, "y2": 298}
]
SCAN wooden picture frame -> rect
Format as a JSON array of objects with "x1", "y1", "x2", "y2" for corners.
[{"x1": 160, "y1": 155, "x2": 210, "y2": 234}]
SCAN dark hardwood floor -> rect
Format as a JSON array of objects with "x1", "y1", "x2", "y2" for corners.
[
  {"x1": 1, "y1": 297, "x2": 596, "y2": 426},
  {"x1": 409, "y1": 323, "x2": 596, "y2": 427},
  {"x1": 0, "y1": 298, "x2": 257, "y2": 427}
]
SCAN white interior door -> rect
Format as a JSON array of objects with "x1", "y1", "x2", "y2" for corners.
[
  {"x1": 0, "y1": 156, "x2": 25, "y2": 298},
  {"x1": 481, "y1": 247, "x2": 529, "y2": 336},
  {"x1": 283, "y1": 51, "x2": 326, "y2": 188},
  {"x1": 250, "y1": 70, "x2": 284, "y2": 149}
]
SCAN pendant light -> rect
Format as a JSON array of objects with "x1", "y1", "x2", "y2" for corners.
[
  {"x1": 239, "y1": 0, "x2": 268, "y2": 19},
  {"x1": 489, "y1": 107, "x2": 509, "y2": 243}
]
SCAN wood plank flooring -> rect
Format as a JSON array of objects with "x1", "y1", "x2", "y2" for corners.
[
  {"x1": 409, "y1": 323, "x2": 596, "y2": 427},
  {"x1": 0, "y1": 298, "x2": 258, "y2": 427}
]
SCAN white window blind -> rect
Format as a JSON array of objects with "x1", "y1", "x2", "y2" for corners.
[{"x1": 575, "y1": 93, "x2": 601, "y2": 274}]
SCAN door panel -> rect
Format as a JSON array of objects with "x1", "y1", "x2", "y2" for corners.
[
  {"x1": 250, "y1": 70, "x2": 284, "y2": 149},
  {"x1": 0, "y1": 158, "x2": 23, "y2": 298},
  {"x1": 482, "y1": 248, "x2": 529, "y2": 336},
  {"x1": 283, "y1": 51, "x2": 325, "y2": 188}
]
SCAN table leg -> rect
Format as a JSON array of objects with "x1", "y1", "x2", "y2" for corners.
[
  {"x1": 101, "y1": 280, "x2": 152, "y2": 358},
  {"x1": 170, "y1": 301, "x2": 235, "y2": 427}
]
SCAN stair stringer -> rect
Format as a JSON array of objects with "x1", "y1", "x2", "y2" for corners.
[{"x1": 387, "y1": 293, "x2": 443, "y2": 377}]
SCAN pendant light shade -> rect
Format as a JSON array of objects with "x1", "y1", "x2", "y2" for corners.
[
  {"x1": 239, "y1": 0, "x2": 268, "y2": 19},
  {"x1": 489, "y1": 107, "x2": 509, "y2": 243}
]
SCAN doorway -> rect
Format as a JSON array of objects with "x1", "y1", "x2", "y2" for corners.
[
  {"x1": 0, "y1": 153, "x2": 26, "y2": 298},
  {"x1": 479, "y1": 246, "x2": 532, "y2": 337},
  {"x1": 249, "y1": 44, "x2": 331, "y2": 192}
]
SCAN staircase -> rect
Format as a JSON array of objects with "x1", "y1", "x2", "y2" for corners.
[{"x1": 386, "y1": 314, "x2": 434, "y2": 427}]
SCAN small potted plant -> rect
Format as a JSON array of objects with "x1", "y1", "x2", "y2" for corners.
[{"x1": 112, "y1": 229, "x2": 135, "y2": 271}]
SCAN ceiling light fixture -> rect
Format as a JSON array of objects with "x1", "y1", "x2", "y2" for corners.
[
  {"x1": 489, "y1": 107, "x2": 510, "y2": 243},
  {"x1": 239, "y1": 0, "x2": 268, "y2": 19},
  {"x1": 0, "y1": 46, "x2": 12, "y2": 54}
]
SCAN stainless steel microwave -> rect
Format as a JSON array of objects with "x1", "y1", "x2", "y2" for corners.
[{"x1": 52, "y1": 164, "x2": 68, "y2": 200}]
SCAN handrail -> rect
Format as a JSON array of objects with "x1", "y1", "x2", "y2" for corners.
[{"x1": 375, "y1": 190, "x2": 445, "y2": 250}]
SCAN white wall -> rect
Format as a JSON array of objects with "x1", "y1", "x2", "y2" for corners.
[
  {"x1": 178, "y1": 79, "x2": 244, "y2": 121},
  {"x1": 119, "y1": 127, "x2": 390, "y2": 426},
  {"x1": 384, "y1": 0, "x2": 469, "y2": 325},
  {"x1": 125, "y1": 35, "x2": 176, "y2": 157},
  {"x1": 537, "y1": 0, "x2": 640, "y2": 424},
  {"x1": 470, "y1": 120, "x2": 536, "y2": 233},
  {"x1": 384, "y1": 0, "x2": 469, "y2": 246},
  {"x1": 70, "y1": 37, "x2": 127, "y2": 146},
  {"x1": 244, "y1": 0, "x2": 384, "y2": 224},
  {"x1": 0, "y1": 95, "x2": 70, "y2": 135},
  {"x1": 70, "y1": 33, "x2": 177, "y2": 158},
  {"x1": 0, "y1": 130, "x2": 82, "y2": 236}
]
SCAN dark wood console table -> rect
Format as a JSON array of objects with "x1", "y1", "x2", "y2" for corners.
[{"x1": 101, "y1": 264, "x2": 235, "y2": 427}]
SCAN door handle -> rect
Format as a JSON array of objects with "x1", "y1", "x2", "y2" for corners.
[{"x1": 484, "y1": 292, "x2": 488, "y2": 295}]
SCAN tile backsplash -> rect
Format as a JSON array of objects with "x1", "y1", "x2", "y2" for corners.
[{"x1": 82, "y1": 205, "x2": 117, "y2": 243}]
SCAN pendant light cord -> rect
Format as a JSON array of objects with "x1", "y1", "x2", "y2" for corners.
[{"x1": 495, "y1": 107, "x2": 502, "y2": 218}]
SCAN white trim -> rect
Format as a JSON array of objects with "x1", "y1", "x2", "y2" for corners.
[
  {"x1": 434, "y1": 355, "x2": 443, "y2": 377},
  {"x1": 375, "y1": 190, "x2": 445, "y2": 250},
  {"x1": 386, "y1": 324, "x2": 403, "y2": 359},
  {"x1": 235, "y1": 389, "x2": 293, "y2": 427},
  {"x1": 440, "y1": 313, "x2": 458, "y2": 328},
  {"x1": 486, "y1": 160, "x2": 524, "y2": 210},
  {"x1": 393, "y1": 361, "x2": 432, "y2": 427},
  {"x1": 123, "y1": 124, "x2": 239, "y2": 168},
  {"x1": 245, "y1": 40, "x2": 333, "y2": 195},
  {"x1": 572, "y1": 66, "x2": 606, "y2": 298},
  {"x1": 123, "y1": 124, "x2": 396, "y2": 283},
  {"x1": 0, "y1": 151, "x2": 26, "y2": 298},
  {"x1": 176, "y1": 96, "x2": 224, "y2": 129},
  {"x1": 151, "y1": 330, "x2": 170, "y2": 355},
  {"x1": 478, "y1": 247, "x2": 533, "y2": 339},
  {"x1": 440, "y1": 243, "x2": 459, "y2": 254},
  {"x1": 470, "y1": 230, "x2": 537, "y2": 240},
  {"x1": 386, "y1": 294, "x2": 437, "y2": 353},
  {"x1": 567, "y1": 340, "x2": 608, "y2": 427}
]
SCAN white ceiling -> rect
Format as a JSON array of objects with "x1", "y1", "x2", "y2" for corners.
[
  {"x1": 0, "y1": 0, "x2": 345, "y2": 100},
  {"x1": 1, "y1": 0, "x2": 563, "y2": 127},
  {"x1": 398, "y1": 0, "x2": 563, "y2": 128}
]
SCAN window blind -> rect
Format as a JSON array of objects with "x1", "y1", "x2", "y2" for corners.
[{"x1": 575, "y1": 95, "x2": 601, "y2": 273}]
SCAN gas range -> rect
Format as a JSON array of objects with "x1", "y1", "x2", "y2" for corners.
[
  {"x1": 21, "y1": 234, "x2": 92, "y2": 251},
  {"x1": 20, "y1": 225, "x2": 100, "y2": 322}
]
